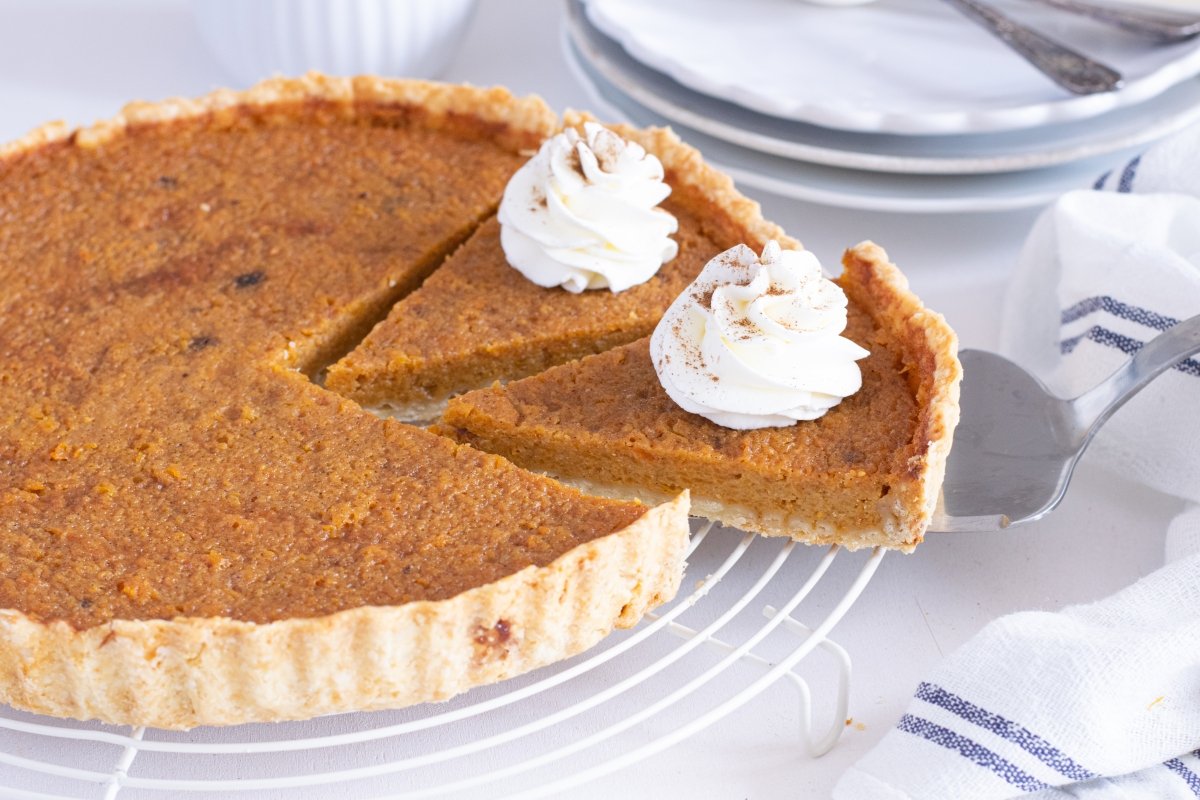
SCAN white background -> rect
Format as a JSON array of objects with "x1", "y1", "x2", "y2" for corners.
[{"x1": 0, "y1": 1, "x2": 1181, "y2": 797}]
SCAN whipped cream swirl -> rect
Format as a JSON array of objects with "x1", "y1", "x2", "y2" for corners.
[
  {"x1": 498, "y1": 122, "x2": 678, "y2": 293},
  {"x1": 650, "y1": 241, "x2": 869, "y2": 429}
]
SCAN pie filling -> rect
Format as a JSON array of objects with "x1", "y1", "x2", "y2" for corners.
[
  {"x1": 2, "y1": 83, "x2": 953, "y2": 643},
  {"x1": 0, "y1": 97, "x2": 653, "y2": 631},
  {"x1": 435, "y1": 291, "x2": 924, "y2": 546},
  {"x1": 323, "y1": 172, "x2": 752, "y2": 414}
]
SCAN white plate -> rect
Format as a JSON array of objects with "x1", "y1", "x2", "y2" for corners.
[
  {"x1": 564, "y1": 32, "x2": 1140, "y2": 213},
  {"x1": 584, "y1": 0, "x2": 1200, "y2": 135},
  {"x1": 567, "y1": 0, "x2": 1200, "y2": 175}
]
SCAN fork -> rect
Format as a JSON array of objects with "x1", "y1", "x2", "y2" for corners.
[
  {"x1": 1025, "y1": 0, "x2": 1200, "y2": 43},
  {"x1": 932, "y1": 313, "x2": 1200, "y2": 532},
  {"x1": 941, "y1": 0, "x2": 1124, "y2": 95},
  {"x1": 804, "y1": 0, "x2": 1200, "y2": 42}
]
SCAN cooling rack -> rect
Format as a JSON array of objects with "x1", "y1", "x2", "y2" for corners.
[{"x1": 0, "y1": 521, "x2": 883, "y2": 799}]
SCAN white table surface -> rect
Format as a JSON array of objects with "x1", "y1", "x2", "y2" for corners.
[{"x1": 0, "y1": 1, "x2": 1182, "y2": 798}]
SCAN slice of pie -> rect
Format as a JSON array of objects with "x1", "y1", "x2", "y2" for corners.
[
  {"x1": 323, "y1": 116, "x2": 795, "y2": 419},
  {"x1": 436, "y1": 243, "x2": 962, "y2": 552},
  {"x1": 0, "y1": 74, "x2": 688, "y2": 729}
]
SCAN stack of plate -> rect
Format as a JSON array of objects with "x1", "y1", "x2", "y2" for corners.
[{"x1": 564, "y1": 0, "x2": 1200, "y2": 213}]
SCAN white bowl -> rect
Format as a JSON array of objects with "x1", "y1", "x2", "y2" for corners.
[{"x1": 191, "y1": 0, "x2": 479, "y2": 86}]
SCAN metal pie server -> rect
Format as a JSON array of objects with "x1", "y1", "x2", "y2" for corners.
[{"x1": 931, "y1": 313, "x2": 1200, "y2": 532}]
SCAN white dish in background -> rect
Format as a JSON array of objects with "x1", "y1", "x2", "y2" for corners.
[
  {"x1": 567, "y1": 0, "x2": 1200, "y2": 175},
  {"x1": 191, "y1": 0, "x2": 478, "y2": 87},
  {"x1": 563, "y1": 33, "x2": 1139, "y2": 214},
  {"x1": 584, "y1": 0, "x2": 1200, "y2": 135}
]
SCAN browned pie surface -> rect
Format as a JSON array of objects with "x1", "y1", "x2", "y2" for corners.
[
  {"x1": 324, "y1": 154, "x2": 763, "y2": 410},
  {"x1": 0, "y1": 98, "x2": 645, "y2": 630},
  {"x1": 436, "y1": 271, "x2": 924, "y2": 537}
]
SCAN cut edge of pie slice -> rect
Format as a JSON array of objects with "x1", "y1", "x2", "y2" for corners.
[
  {"x1": 437, "y1": 242, "x2": 962, "y2": 553},
  {"x1": 0, "y1": 73, "x2": 691, "y2": 729},
  {"x1": 323, "y1": 111, "x2": 799, "y2": 421}
]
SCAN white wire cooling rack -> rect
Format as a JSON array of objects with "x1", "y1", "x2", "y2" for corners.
[{"x1": 0, "y1": 521, "x2": 884, "y2": 799}]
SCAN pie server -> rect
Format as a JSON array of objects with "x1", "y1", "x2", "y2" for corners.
[{"x1": 930, "y1": 313, "x2": 1200, "y2": 532}]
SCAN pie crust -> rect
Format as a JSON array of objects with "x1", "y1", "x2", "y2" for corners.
[
  {"x1": 0, "y1": 494, "x2": 686, "y2": 729},
  {"x1": 838, "y1": 242, "x2": 961, "y2": 549},
  {"x1": 0, "y1": 74, "x2": 689, "y2": 729}
]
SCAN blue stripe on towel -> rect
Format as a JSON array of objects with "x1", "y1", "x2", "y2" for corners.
[
  {"x1": 1061, "y1": 296, "x2": 1179, "y2": 332},
  {"x1": 1092, "y1": 169, "x2": 1112, "y2": 191},
  {"x1": 897, "y1": 714, "x2": 1049, "y2": 792},
  {"x1": 1117, "y1": 154, "x2": 1142, "y2": 193},
  {"x1": 915, "y1": 683, "x2": 1097, "y2": 781},
  {"x1": 1060, "y1": 326, "x2": 1200, "y2": 378},
  {"x1": 1164, "y1": 756, "x2": 1200, "y2": 797}
]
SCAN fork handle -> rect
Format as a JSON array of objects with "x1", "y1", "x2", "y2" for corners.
[
  {"x1": 942, "y1": 0, "x2": 1124, "y2": 95},
  {"x1": 1023, "y1": 0, "x2": 1200, "y2": 43},
  {"x1": 1071, "y1": 313, "x2": 1200, "y2": 442}
]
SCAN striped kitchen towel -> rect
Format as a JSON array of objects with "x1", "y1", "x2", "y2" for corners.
[
  {"x1": 1001, "y1": 130, "x2": 1200, "y2": 533},
  {"x1": 1092, "y1": 123, "x2": 1200, "y2": 197},
  {"x1": 834, "y1": 124, "x2": 1200, "y2": 798},
  {"x1": 833, "y1": 547, "x2": 1200, "y2": 799}
]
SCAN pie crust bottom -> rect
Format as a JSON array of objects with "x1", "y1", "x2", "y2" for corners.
[
  {"x1": 549, "y1": 477, "x2": 912, "y2": 553},
  {"x1": 0, "y1": 494, "x2": 688, "y2": 730},
  {"x1": 365, "y1": 395, "x2": 463, "y2": 425}
]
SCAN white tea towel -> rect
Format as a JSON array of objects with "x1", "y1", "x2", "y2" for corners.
[
  {"x1": 834, "y1": 555, "x2": 1200, "y2": 799},
  {"x1": 834, "y1": 124, "x2": 1200, "y2": 799},
  {"x1": 1001, "y1": 192, "x2": 1200, "y2": 507},
  {"x1": 1092, "y1": 125, "x2": 1200, "y2": 197}
]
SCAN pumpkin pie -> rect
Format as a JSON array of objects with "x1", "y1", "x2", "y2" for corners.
[
  {"x1": 0, "y1": 74, "x2": 689, "y2": 729},
  {"x1": 436, "y1": 243, "x2": 962, "y2": 552},
  {"x1": 323, "y1": 117, "x2": 794, "y2": 419}
]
